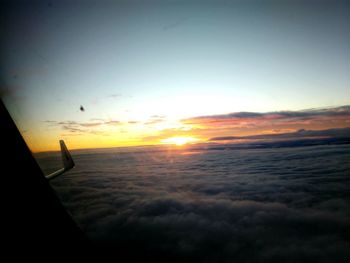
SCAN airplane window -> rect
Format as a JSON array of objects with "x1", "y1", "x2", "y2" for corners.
[{"x1": 2, "y1": 1, "x2": 350, "y2": 261}]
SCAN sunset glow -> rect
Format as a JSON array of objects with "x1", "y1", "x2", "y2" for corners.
[
  {"x1": 1, "y1": 1, "x2": 350, "y2": 153},
  {"x1": 161, "y1": 136, "x2": 199, "y2": 146}
]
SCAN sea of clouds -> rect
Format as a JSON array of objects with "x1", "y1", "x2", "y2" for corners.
[{"x1": 43, "y1": 144, "x2": 350, "y2": 262}]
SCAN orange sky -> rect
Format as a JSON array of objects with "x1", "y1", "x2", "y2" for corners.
[{"x1": 20, "y1": 105, "x2": 350, "y2": 152}]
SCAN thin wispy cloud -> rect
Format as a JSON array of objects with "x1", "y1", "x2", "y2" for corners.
[
  {"x1": 62, "y1": 125, "x2": 85, "y2": 133},
  {"x1": 44, "y1": 119, "x2": 121, "y2": 135},
  {"x1": 104, "y1": 120, "x2": 120, "y2": 125},
  {"x1": 144, "y1": 115, "x2": 167, "y2": 125},
  {"x1": 162, "y1": 17, "x2": 188, "y2": 31},
  {"x1": 107, "y1": 94, "x2": 122, "y2": 99}
]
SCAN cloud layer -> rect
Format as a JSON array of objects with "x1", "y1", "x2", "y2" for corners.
[{"x1": 48, "y1": 143, "x2": 350, "y2": 261}]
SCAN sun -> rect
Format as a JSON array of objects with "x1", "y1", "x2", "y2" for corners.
[{"x1": 161, "y1": 136, "x2": 198, "y2": 146}]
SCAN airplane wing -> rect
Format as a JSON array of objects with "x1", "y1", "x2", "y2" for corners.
[{"x1": 46, "y1": 140, "x2": 75, "y2": 180}]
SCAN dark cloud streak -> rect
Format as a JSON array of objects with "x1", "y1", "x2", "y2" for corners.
[
  {"x1": 186, "y1": 106, "x2": 350, "y2": 122},
  {"x1": 209, "y1": 126, "x2": 350, "y2": 141}
]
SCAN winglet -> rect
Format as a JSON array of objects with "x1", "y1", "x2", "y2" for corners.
[
  {"x1": 46, "y1": 140, "x2": 75, "y2": 180},
  {"x1": 60, "y1": 140, "x2": 74, "y2": 170}
]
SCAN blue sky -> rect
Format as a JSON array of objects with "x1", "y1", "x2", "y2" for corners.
[{"x1": 1, "y1": 0, "x2": 350, "y2": 151}]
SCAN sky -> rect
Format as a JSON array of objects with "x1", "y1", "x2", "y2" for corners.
[{"x1": 1, "y1": 0, "x2": 350, "y2": 152}]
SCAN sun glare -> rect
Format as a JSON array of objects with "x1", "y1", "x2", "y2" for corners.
[{"x1": 161, "y1": 136, "x2": 198, "y2": 146}]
